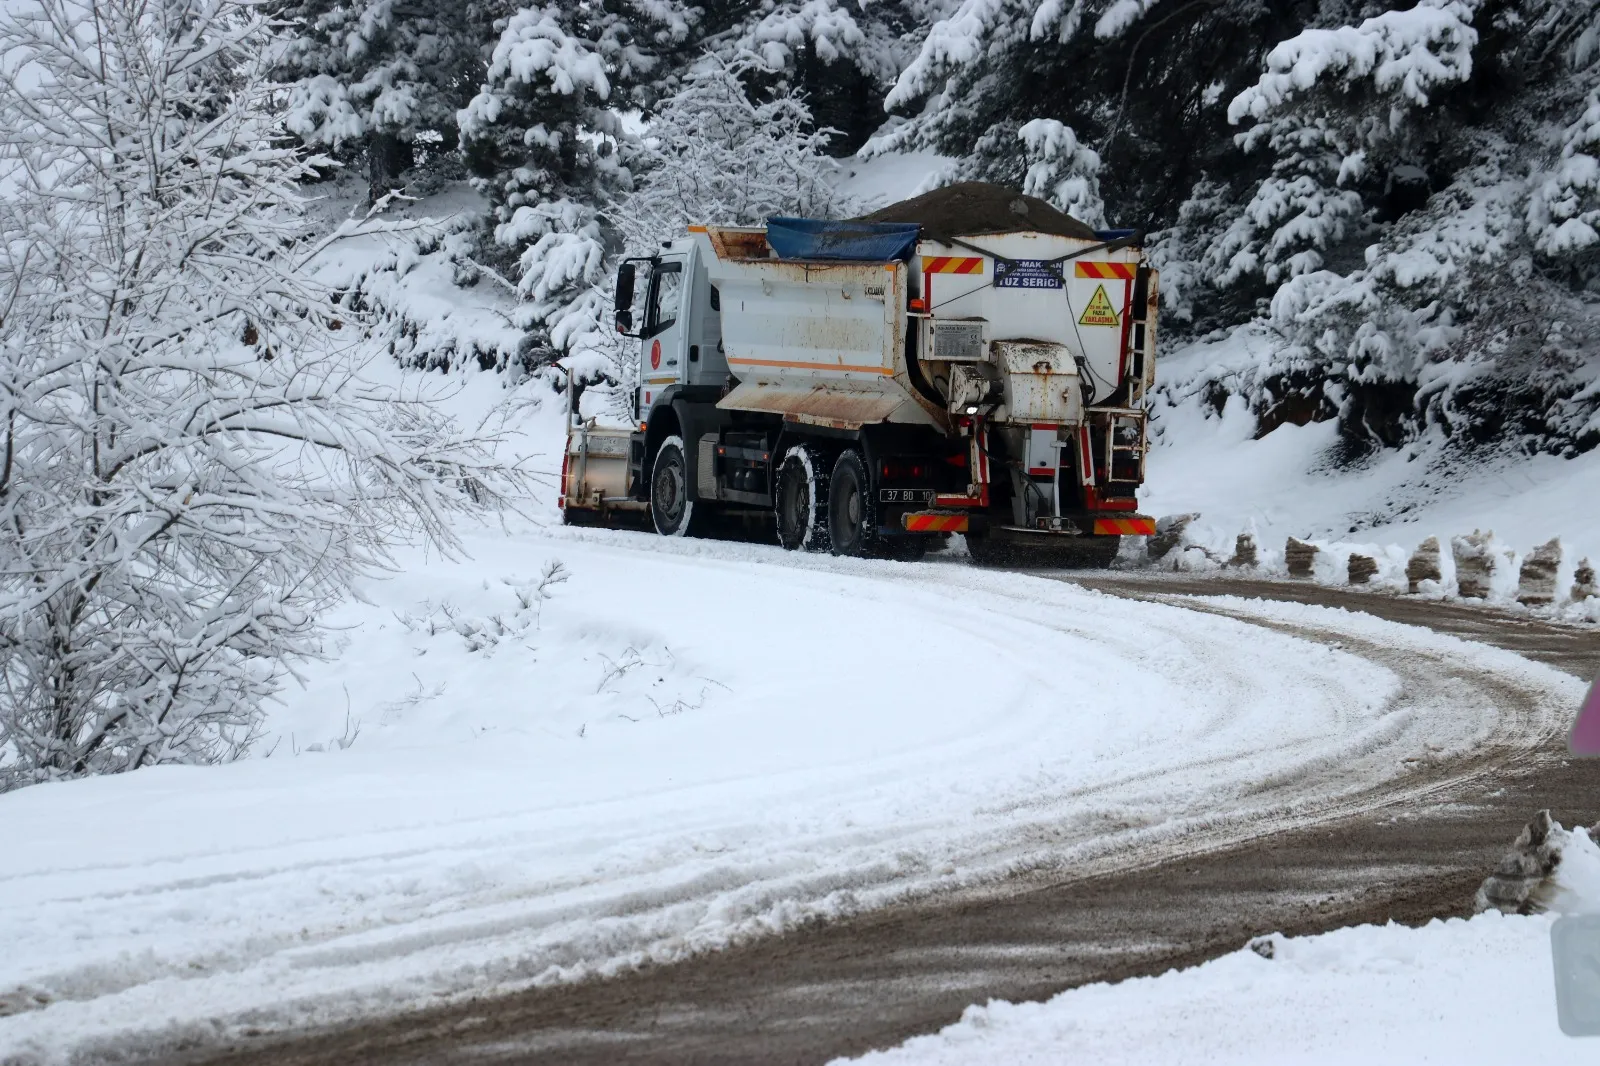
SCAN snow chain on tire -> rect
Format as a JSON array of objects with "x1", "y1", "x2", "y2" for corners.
[
  {"x1": 828, "y1": 448, "x2": 878, "y2": 558},
  {"x1": 775, "y1": 443, "x2": 830, "y2": 552}
]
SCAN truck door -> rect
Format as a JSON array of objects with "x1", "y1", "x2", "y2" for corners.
[
  {"x1": 639, "y1": 256, "x2": 688, "y2": 416},
  {"x1": 684, "y1": 254, "x2": 728, "y2": 389}
]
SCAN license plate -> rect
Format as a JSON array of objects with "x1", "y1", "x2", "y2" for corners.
[
  {"x1": 879, "y1": 489, "x2": 934, "y2": 504},
  {"x1": 994, "y1": 260, "x2": 1064, "y2": 289}
]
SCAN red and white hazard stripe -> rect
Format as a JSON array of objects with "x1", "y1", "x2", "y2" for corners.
[
  {"x1": 1074, "y1": 261, "x2": 1137, "y2": 280},
  {"x1": 1093, "y1": 516, "x2": 1156, "y2": 536},
  {"x1": 903, "y1": 513, "x2": 969, "y2": 533},
  {"x1": 922, "y1": 255, "x2": 984, "y2": 275}
]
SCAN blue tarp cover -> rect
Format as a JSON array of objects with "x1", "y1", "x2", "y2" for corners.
[{"x1": 765, "y1": 217, "x2": 921, "y2": 262}]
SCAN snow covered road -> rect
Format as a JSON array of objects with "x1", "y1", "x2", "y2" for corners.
[{"x1": 0, "y1": 527, "x2": 1582, "y2": 1064}]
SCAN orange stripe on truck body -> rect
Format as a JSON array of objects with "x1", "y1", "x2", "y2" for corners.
[
  {"x1": 727, "y1": 356, "x2": 894, "y2": 375},
  {"x1": 922, "y1": 256, "x2": 984, "y2": 275},
  {"x1": 903, "y1": 513, "x2": 969, "y2": 533},
  {"x1": 1074, "y1": 262, "x2": 1137, "y2": 280},
  {"x1": 1092, "y1": 517, "x2": 1156, "y2": 536}
]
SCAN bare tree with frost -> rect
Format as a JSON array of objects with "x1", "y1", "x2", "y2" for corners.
[{"x1": 0, "y1": 0, "x2": 505, "y2": 791}]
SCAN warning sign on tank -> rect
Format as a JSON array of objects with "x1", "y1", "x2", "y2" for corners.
[{"x1": 1078, "y1": 284, "x2": 1121, "y2": 327}]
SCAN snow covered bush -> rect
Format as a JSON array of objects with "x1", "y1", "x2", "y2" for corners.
[
  {"x1": 0, "y1": 0, "x2": 505, "y2": 791},
  {"x1": 456, "y1": 1, "x2": 695, "y2": 373},
  {"x1": 396, "y1": 562, "x2": 569, "y2": 653}
]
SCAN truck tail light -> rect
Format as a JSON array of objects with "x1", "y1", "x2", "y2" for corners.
[{"x1": 880, "y1": 458, "x2": 928, "y2": 481}]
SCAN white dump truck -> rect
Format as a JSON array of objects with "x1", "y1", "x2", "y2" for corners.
[{"x1": 560, "y1": 182, "x2": 1158, "y2": 565}]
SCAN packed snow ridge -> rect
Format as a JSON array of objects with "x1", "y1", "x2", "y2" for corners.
[{"x1": 842, "y1": 820, "x2": 1600, "y2": 1065}]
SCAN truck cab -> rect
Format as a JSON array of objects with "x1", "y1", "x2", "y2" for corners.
[{"x1": 625, "y1": 239, "x2": 729, "y2": 417}]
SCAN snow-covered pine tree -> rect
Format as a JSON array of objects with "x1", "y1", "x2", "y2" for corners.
[
  {"x1": 877, "y1": 0, "x2": 1304, "y2": 237},
  {"x1": 0, "y1": 0, "x2": 504, "y2": 790},
  {"x1": 456, "y1": 0, "x2": 695, "y2": 374},
  {"x1": 278, "y1": 0, "x2": 488, "y2": 201},
  {"x1": 1019, "y1": 118, "x2": 1106, "y2": 228},
  {"x1": 1231, "y1": 0, "x2": 1600, "y2": 452},
  {"x1": 719, "y1": 0, "x2": 921, "y2": 154},
  {"x1": 1217, "y1": 0, "x2": 1481, "y2": 289},
  {"x1": 611, "y1": 56, "x2": 848, "y2": 253}
]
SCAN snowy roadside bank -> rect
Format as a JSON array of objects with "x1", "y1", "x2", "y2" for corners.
[
  {"x1": 1139, "y1": 329, "x2": 1600, "y2": 619},
  {"x1": 0, "y1": 521, "x2": 1580, "y2": 1063},
  {"x1": 841, "y1": 825, "x2": 1600, "y2": 1066}
]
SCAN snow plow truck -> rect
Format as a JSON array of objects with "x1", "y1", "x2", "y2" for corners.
[{"x1": 560, "y1": 182, "x2": 1159, "y2": 566}]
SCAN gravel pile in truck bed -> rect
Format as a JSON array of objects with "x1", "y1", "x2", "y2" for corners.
[{"x1": 859, "y1": 181, "x2": 1100, "y2": 241}]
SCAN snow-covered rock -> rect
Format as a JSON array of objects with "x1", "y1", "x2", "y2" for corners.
[
  {"x1": 1406, "y1": 535, "x2": 1443, "y2": 593},
  {"x1": 1476, "y1": 809, "x2": 1600, "y2": 916},
  {"x1": 1517, "y1": 538, "x2": 1563, "y2": 607}
]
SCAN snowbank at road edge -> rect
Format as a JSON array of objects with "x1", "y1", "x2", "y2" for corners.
[
  {"x1": 1134, "y1": 326, "x2": 1600, "y2": 623},
  {"x1": 840, "y1": 826, "x2": 1600, "y2": 1066}
]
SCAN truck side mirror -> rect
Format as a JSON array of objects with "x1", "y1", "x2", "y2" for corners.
[
  {"x1": 614, "y1": 263, "x2": 636, "y2": 335},
  {"x1": 615, "y1": 263, "x2": 635, "y2": 308}
]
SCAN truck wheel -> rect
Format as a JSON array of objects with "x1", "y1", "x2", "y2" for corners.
[
  {"x1": 775, "y1": 444, "x2": 829, "y2": 552},
  {"x1": 827, "y1": 449, "x2": 878, "y2": 557},
  {"x1": 650, "y1": 435, "x2": 698, "y2": 538}
]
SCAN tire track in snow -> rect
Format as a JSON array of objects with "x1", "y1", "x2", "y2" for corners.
[
  {"x1": 0, "y1": 545, "x2": 1583, "y2": 1066},
  {"x1": 148, "y1": 571, "x2": 1591, "y2": 1066},
  {"x1": 806, "y1": 571, "x2": 1576, "y2": 903},
  {"x1": 958, "y1": 584, "x2": 1572, "y2": 892}
]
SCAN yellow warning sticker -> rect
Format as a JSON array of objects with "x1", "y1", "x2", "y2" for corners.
[{"x1": 1078, "y1": 284, "x2": 1121, "y2": 327}]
